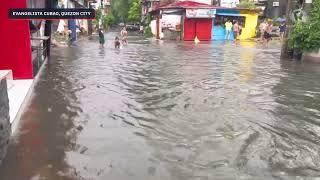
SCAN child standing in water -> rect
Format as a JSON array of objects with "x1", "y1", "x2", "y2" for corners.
[
  {"x1": 98, "y1": 29, "x2": 105, "y2": 47},
  {"x1": 115, "y1": 36, "x2": 120, "y2": 49}
]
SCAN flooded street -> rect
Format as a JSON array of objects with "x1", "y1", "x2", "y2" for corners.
[{"x1": 1, "y1": 32, "x2": 320, "y2": 180}]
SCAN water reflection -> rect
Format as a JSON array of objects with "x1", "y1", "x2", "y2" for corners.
[
  {"x1": 0, "y1": 49, "x2": 83, "y2": 180},
  {"x1": 1, "y1": 34, "x2": 320, "y2": 180}
]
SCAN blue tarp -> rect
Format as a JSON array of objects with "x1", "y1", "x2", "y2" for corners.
[
  {"x1": 216, "y1": 9, "x2": 240, "y2": 16},
  {"x1": 216, "y1": 13, "x2": 242, "y2": 17}
]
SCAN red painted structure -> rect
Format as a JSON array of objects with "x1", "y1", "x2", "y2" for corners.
[
  {"x1": 184, "y1": 18, "x2": 212, "y2": 41},
  {"x1": 0, "y1": 0, "x2": 33, "y2": 79},
  {"x1": 153, "y1": 1, "x2": 214, "y2": 41}
]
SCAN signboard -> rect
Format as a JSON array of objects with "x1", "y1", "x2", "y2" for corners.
[
  {"x1": 220, "y1": 0, "x2": 239, "y2": 8},
  {"x1": 186, "y1": 9, "x2": 216, "y2": 18},
  {"x1": 273, "y1": 2, "x2": 279, "y2": 6}
]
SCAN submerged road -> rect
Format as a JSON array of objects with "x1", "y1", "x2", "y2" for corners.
[{"x1": 1, "y1": 33, "x2": 320, "y2": 180}]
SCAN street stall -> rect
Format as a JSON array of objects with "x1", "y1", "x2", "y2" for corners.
[
  {"x1": 161, "y1": 13, "x2": 182, "y2": 40},
  {"x1": 212, "y1": 8, "x2": 259, "y2": 40},
  {"x1": 151, "y1": 1, "x2": 216, "y2": 41},
  {"x1": 184, "y1": 8, "x2": 216, "y2": 41},
  {"x1": 150, "y1": 1, "x2": 259, "y2": 41}
]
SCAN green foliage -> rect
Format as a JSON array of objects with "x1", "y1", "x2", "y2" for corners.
[
  {"x1": 289, "y1": 0, "x2": 320, "y2": 53},
  {"x1": 128, "y1": 0, "x2": 141, "y2": 22},
  {"x1": 144, "y1": 26, "x2": 153, "y2": 38},
  {"x1": 236, "y1": 0, "x2": 257, "y2": 10},
  {"x1": 144, "y1": 14, "x2": 153, "y2": 38},
  {"x1": 102, "y1": 11, "x2": 116, "y2": 29},
  {"x1": 95, "y1": 8, "x2": 102, "y2": 22},
  {"x1": 111, "y1": 0, "x2": 129, "y2": 23}
]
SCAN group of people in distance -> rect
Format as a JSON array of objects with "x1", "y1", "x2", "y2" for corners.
[
  {"x1": 259, "y1": 19, "x2": 286, "y2": 45},
  {"x1": 259, "y1": 20, "x2": 273, "y2": 44},
  {"x1": 225, "y1": 20, "x2": 242, "y2": 40},
  {"x1": 98, "y1": 27, "x2": 128, "y2": 49}
]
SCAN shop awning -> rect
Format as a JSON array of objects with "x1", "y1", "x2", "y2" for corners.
[
  {"x1": 216, "y1": 13, "x2": 241, "y2": 16},
  {"x1": 161, "y1": 9, "x2": 184, "y2": 15}
]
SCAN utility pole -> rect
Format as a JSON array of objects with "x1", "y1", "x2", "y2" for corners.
[
  {"x1": 281, "y1": 0, "x2": 312, "y2": 58},
  {"x1": 280, "y1": 0, "x2": 295, "y2": 58},
  {"x1": 304, "y1": 0, "x2": 313, "y2": 17},
  {"x1": 87, "y1": 0, "x2": 95, "y2": 35},
  {"x1": 44, "y1": 0, "x2": 57, "y2": 57}
]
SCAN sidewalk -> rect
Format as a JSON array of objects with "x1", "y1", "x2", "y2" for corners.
[{"x1": 0, "y1": 70, "x2": 34, "y2": 133}]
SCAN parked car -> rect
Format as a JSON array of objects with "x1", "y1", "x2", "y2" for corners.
[{"x1": 125, "y1": 23, "x2": 140, "y2": 31}]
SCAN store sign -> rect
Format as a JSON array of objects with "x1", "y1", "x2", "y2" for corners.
[
  {"x1": 273, "y1": 2, "x2": 280, "y2": 6},
  {"x1": 220, "y1": 0, "x2": 239, "y2": 8},
  {"x1": 186, "y1": 9, "x2": 216, "y2": 18}
]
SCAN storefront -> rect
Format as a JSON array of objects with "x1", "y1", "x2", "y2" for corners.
[
  {"x1": 212, "y1": 8, "x2": 259, "y2": 40},
  {"x1": 151, "y1": 1, "x2": 216, "y2": 41},
  {"x1": 184, "y1": 8, "x2": 215, "y2": 41},
  {"x1": 151, "y1": 1, "x2": 259, "y2": 41}
]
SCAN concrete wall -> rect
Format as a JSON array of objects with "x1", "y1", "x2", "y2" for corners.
[
  {"x1": 0, "y1": 78, "x2": 11, "y2": 166},
  {"x1": 0, "y1": 0, "x2": 33, "y2": 79}
]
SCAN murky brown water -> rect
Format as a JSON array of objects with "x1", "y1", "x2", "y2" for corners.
[{"x1": 1, "y1": 33, "x2": 320, "y2": 180}]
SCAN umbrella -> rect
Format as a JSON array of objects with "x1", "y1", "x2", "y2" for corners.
[{"x1": 275, "y1": 17, "x2": 286, "y2": 22}]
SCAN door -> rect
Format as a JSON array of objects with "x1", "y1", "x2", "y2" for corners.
[
  {"x1": 196, "y1": 19, "x2": 212, "y2": 41},
  {"x1": 184, "y1": 18, "x2": 196, "y2": 41}
]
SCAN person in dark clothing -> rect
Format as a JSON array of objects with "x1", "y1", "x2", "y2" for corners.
[
  {"x1": 279, "y1": 22, "x2": 286, "y2": 41},
  {"x1": 115, "y1": 36, "x2": 120, "y2": 49},
  {"x1": 29, "y1": 20, "x2": 42, "y2": 34},
  {"x1": 98, "y1": 29, "x2": 105, "y2": 47}
]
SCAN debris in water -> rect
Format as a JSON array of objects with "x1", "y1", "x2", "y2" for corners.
[
  {"x1": 76, "y1": 125, "x2": 83, "y2": 131},
  {"x1": 79, "y1": 146, "x2": 88, "y2": 154},
  {"x1": 47, "y1": 108, "x2": 52, "y2": 112}
]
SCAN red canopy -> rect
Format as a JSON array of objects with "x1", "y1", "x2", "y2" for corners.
[{"x1": 155, "y1": 1, "x2": 216, "y2": 10}]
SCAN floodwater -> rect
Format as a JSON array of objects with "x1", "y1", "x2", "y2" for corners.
[{"x1": 1, "y1": 32, "x2": 320, "y2": 180}]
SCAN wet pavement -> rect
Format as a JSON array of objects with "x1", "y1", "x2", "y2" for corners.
[{"x1": 1, "y1": 32, "x2": 320, "y2": 180}]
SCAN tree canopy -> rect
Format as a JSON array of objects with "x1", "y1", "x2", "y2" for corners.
[
  {"x1": 111, "y1": 0, "x2": 130, "y2": 22},
  {"x1": 128, "y1": 0, "x2": 141, "y2": 22},
  {"x1": 236, "y1": 0, "x2": 257, "y2": 10}
]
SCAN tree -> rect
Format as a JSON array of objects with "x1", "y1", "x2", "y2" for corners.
[
  {"x1": 236, "y1": 0, "x2": 257, "y2": 10},
  {"x1": 128, "y1": 0, "x2": 141, "y2": 22},
  {"x1": 93, "y1": 8, "x2": 102, "y2": 29},
  {"x1": 102, "y1": 11, "x2": 116, "y2": 29},
  {"x1": 289, "y1": 0, "x2": 320, "y2": 54},
  {"x1": 111, "y1": 0, "x2": 130, "y2": 22}
]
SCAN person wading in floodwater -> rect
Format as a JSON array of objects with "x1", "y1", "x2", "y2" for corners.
[
  {"x1": 233, "y1": 21, "x2": 240, "y2": 40},
  {"x1": 263, "y1": 20, "x2": 273, "y2": 46},
  {"x1": 114, "y1": 36, "x2": 120, "y2": 49},
  {"x1": 225, "y1": 20, "x2": 233, "y2": 40},
  {"x1": 120, "y1": 27, "x2": 128, "y2": 45},
  {"x1": 98, "y1": 29, "x2": 105, "y2": 47},
  {"x1": 279, "y1": 21, "x2": 286, "y2": 41}
]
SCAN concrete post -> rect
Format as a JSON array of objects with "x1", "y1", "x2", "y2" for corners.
[
  {"x1": 280, "y1": 0, "x2": 296, "y2": 58},
  {"x1": 44, "y1": 0, "x2": 58, "y2": 57},
  {"x1": 0, "y1": 78, "x2": 10, "y2": 166}
]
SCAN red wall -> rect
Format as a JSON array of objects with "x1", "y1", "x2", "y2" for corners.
[
  {"x1": 0, "y1": 0, "x2": 33, "y2": 79},
  {"x1": 184, "y1": 18, "x2": 212, "y2": 41},
  {"x1": 184, "y1": 18, "x2": 196, "y2": 41}
]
